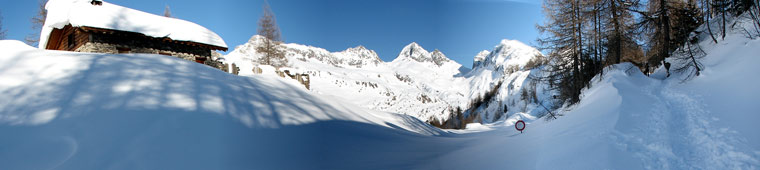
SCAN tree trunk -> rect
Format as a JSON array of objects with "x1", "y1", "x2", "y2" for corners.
[
  {"x1": 687, "y1": 42, "x2": 701, "y2": 76},
  {"x1": 611, "y1": 0, "x2": 622, "y2": 64},
  {"x1": 722, "y1": 3, "x2": 727, "y2": 40},
  {"x1": 573, "y1": 0, "x2": 582, "y2": 103},
  {"x1": 661, "y1": 0, "x2": 671, "y2": 59},
  {"x1": 706, "y1": 0, "x2": 719, "y2": 43}
]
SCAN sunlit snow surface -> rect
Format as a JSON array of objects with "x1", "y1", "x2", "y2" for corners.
[{"x1": 1, "y1": 17, "x2": 760, "y2": 170}]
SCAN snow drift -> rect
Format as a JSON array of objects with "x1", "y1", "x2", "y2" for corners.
[{"x1": 0, "y1": 40, "x2": 444, "y2": 169}]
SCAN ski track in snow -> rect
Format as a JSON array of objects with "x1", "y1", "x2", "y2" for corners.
[
  {"x1": 660, "y1": 85, "x2": 758, "y2": 169},
  {"x1": 617, "y1": 78, "x2": 759, "y2": 169}
]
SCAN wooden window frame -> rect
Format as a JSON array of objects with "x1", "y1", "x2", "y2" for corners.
[
  {"x1": 158, "y1": 52, "x2": 172, "y2": 56},
  {"x1": 117, "y1": 47, "x2": 131, "y2": 54},
  {"x1": 68, "y1": 33, "x2": 76, "y2": 49}
]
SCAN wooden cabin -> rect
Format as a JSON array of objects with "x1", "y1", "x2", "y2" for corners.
[
  {"x1": 41, "y1": 0, "x2": 227, "y2": 64},
  {"x1": 45, "y1": 25, "x2": 227, "y2": 64}
]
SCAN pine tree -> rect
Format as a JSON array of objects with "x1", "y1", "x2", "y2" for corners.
[
  {"x1": 256, "y1": 1, "x2": 287, "y2": 67},
  {"x1": 26, "y1": 0, "x2": 48, "y2": 46},
  {"x1": 164, "y1": 5, "x2": 172, "y2": 18}
]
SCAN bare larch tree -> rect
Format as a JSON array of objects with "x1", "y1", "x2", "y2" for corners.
[
  {"x1": 0, "y1": 10, "x2": 7, "y2": 40},
  {"x1": 256, "y1": 1, "x2": 287, "y2": 67},
  {"x1": 26, "y1": 0, "x2": 48, "y2": 46},
  {"x1": 164, "y1": 5, "x2": 172, "y2": 18}
]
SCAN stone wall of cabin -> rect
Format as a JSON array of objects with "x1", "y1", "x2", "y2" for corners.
[
  {"x1": 85, "y1": 29, "x2": 212, "y2": 57},
  {"x1": 75, "y1": 42, "x2": 204, "y2": 62}
]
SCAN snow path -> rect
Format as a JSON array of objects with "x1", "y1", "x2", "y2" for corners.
[
  {"x1": 659, "y1": 84, "x2": 758, "y2": 169},
  {"x1": 602, "y1": 67, "x2": 759, "y2": 169}
]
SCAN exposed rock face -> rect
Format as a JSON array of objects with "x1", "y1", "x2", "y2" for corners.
[
  {"x1": 76, "y1": 42, "x2": 203, "y2": 62},
  {"x1": 472, "y1": 50, "x2": 490, "y2": 68},
  {"x1": 227, "y1": 35, "x2": 383, "y2": 68},
  {"x1": 392, "y1": 42, "x2": 452, "y2": 66},
  {"x1": 225, "y1": 37, "x2": 552, "y2": 130}
]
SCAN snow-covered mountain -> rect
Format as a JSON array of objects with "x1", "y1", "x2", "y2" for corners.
[
  {"x1": 226, "y1": 37, "x2": 466, "y2": 123},
  {"x1": 470, "y1": 39, "x2": 543, "y2": 71},
  {"x1": 225, "y1": 35, "x2": 382, "y2": 72},
  {"x1": 472, "y1": 50, "x2": 490, "y2": 68},
  {"x1": 224, "y1": 36, "x2": 551, "y2": 127},
  {"x1": 391, "y1": 42, "x2": 452, "y2": 66},
  {"x1": 456, "y1": 39, "x2": 552, "y2": 126}
]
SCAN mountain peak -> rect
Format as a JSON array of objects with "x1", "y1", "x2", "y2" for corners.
[
  {"x1": 401, "y1": 42, "x2": 428, "y2": 55},
  {"x1": 495, "y1": 39, "x2": 536, "y2": 54},
  {"x1": 407, "y1": 42, "x2": 421, "y2": 48},
  {"x1": 393, "y1": 42, "x2": 452, "y2": 66},
  {"x1": 345, "y1": 45, "x2": 370, "y2": 52},
  {"x1": 472, "y1": 50, "x2": 490, "y2": 68},
  {"x1": 473, "y1": 39, "x2": 542, "y2": 70},
  {"x1": 341, "y1": 45, "x2": 380, "y2": 60}
]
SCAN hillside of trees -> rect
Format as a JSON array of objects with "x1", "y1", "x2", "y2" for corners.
[{"x1": 538, "y1": 0, "x2": 760, "y2": 106}]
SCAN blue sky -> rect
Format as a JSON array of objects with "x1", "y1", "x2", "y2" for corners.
[{"x1": 0, "y1": 0, "x2": 543, "y2": 68}]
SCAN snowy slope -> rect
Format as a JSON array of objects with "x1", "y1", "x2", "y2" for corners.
[{"x1": 0, "y1": 40, "x2": 444, "y2": 169}]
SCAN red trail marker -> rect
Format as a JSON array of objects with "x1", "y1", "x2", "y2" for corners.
[{"x1": 515, "y1": 120, "x2": 526, "y2": 133}]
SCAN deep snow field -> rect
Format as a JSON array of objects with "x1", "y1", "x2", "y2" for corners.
[{"x1": 2, "y1": 18, "x2": 760, "y2": 170}]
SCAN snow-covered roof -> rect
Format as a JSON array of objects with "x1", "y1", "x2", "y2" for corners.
[{"x1": 39, "y1": 0, "x2": 227, "y2": 49}]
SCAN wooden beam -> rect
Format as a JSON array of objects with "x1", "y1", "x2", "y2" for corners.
[{"x1": 78, "y1": 26, "x2": 228, "y2": 51}]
